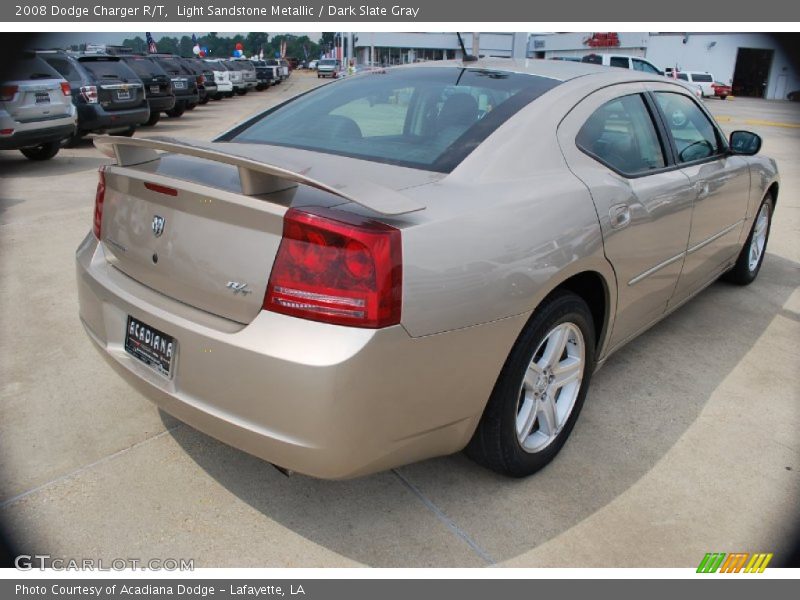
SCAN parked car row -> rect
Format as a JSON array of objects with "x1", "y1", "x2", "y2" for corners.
[{"x1": 1, "y1": 49, "x2": 290, "y2": 161}]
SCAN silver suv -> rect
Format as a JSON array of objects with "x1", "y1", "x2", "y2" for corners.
[{"x1": 0, "y1": 52, "x2": 77, "y2": 160}]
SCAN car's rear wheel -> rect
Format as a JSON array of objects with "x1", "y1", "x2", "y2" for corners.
[
  {"x1": 722, "y1": 194, "x2": 774, "y2": 285},
  {"x1": 185, "y1": 103, "x2": 197, "y2": 111},
  {"x1": 466, "y1": 291, "x2": 596, "y2": 477},
  {"x1": 165, "y1": 106, "x2": 185, "y2": 118},
  {"x1": 144, "y1": 111, "x2": 161, "y2": 127},
  {"x1": 199, "y1": 96, "x2": 209, "y2": 105},
  {"x1": 20, "y1": 140, "x2": 61, "y2": 161}
]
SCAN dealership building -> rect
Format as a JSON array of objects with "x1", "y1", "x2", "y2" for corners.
[
  {"x1": 529, "y1": 32, "x2": 799, "y2": 100},
  {"x1": 352, "y1": 32, "x2": 798, "y2": 101},
  {"x1": 352, "y1": 32, "x2": 527, "y2": 65}
]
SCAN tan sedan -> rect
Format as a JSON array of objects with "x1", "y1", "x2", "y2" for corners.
[{"x1": 77, "y1": 59, "x2": 779, "y2": 478}]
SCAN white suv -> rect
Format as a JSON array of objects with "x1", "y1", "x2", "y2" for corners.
[
  {"x1": 581, "y1": 53, "x2": 704, "y2": 99},
  {"x1": 674, "y1": 71, "x2": 716, "y2": 97}
]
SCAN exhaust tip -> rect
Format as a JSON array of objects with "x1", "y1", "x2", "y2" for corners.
[{"x1": 271, "y1": 463, "x2": 294, "y2": 477}]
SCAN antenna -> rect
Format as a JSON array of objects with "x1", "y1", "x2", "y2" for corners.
[{"x1": 456, "y1": 33, "x2": 478, "y2": 62}]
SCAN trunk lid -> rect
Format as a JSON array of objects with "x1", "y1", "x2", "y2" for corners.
[{"x1": 94, "y1": 136, "x2": 438, "y2": 324}]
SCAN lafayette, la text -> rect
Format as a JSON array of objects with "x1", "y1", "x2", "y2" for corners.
[{"x1": 176, "y1": 5, "x2": 421, "y2": 18}]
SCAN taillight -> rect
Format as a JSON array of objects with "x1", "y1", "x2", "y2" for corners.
[
  {"x1": 93, "y1": 167, "x2": 106, "y2": 239},
  {"x1": 80, "y1": 85, "x2": 98, "y2": 104},
  {"x1": 197, "y1": 74, "x2": 205, "y2": 85},
  {"x1": 0, "y1": 85, "x2": 18, "y2": 101},
  {"x1": 265, "y1": 207, "x2": 402, "y2": 328},
  {"x1": 60, "y1": 82, "x2": 71, "y2": 97}
]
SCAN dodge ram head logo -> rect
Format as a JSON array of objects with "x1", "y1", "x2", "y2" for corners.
[{"x1": 152, "y1": 215, "x2": 165, "y2": 237}]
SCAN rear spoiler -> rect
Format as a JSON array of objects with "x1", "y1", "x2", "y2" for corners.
[{"x1": 94, "y1": 135, "x2": 425, "y2": 216}]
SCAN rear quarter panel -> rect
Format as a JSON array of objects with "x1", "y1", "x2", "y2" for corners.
[{"x1": 397, "y1": 80, "x2": 615, "y2": 340}]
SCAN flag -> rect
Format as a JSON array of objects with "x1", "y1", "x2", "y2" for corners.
[
  {"x1": 192, "y1": 33, "x2": 197, "y2": 44},
  {"x1": 303, "y1": 44, "x2": 309, "y2": 61},
  {"x1": 146, "y1": 32, "x2": 157, "y2": 54}
]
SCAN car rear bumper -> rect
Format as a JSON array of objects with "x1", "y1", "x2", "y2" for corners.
[
  {"x1": 173, "y1": 93, "x2": 200, "y2": 108},
  {"x1": 0, "y1": 118, "x2": 75, "y2": 150},
  {"x1": 76, "y1": 234, "x2": 524, "y2": 478},
  {"x1": 214, "y1": 81, "x2": 233, "y2": 93},
  {"x1": 147, "y1": 95, "x2": 176, "y2": 112},
  {"x1": 77, "y1": 104, "x2": 150, "y2": 133}
]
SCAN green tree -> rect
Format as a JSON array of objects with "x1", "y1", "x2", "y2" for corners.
[
  {"x1": 179, "y1": 35, "x2": 194, "y2": 57},
  {"x1": 121, "y1": 36, "x2": 147, "y2": 54},
  {"x1": 156, "y1": 36, "x2": 179, "y2": 55}
]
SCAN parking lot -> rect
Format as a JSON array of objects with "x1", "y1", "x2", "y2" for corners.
[{"x1": 1, "y1": 73, "x2": 798, "y2": 568}]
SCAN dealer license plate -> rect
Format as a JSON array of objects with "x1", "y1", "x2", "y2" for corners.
[{"x1": 124, "y1": 316, "x2": 175, "y2": 378}]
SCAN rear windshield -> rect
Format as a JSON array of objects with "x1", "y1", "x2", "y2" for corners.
[
  {"x1": 7, "y1": 56, "x2": 62, "y2": 81},
  {"x1": 223, "y1": 61, "x2": 241, "y2": 70},
  {"x1": 78, "y1": 57, "x2": 139, "y2": 82},
  {"x1": 155, "y1": 57, "x2": 192, "y2": 77},
  {"x1": 581, "y1": 55, "x2": 602, "y2": 65},
  {"x1": 204, "y1": 61, "x2": 227, "y2": 70},
  {"x1": 319, "y1": 59, "x2": 338, "y2": 66},
  {"x1": 221, "y1": 67, "x2": 560, "y2": 172},
  {"x1": 234, "y1": 61, "x2": 255, "y2": 71},
  {"x1": 123, "y1": 57, "x2": 167, "y2": 79},
  {"x1": 692, "y1": 73, "x2": 713, "y2": 82}
]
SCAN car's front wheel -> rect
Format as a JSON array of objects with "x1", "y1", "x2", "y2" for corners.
[
  {"x1": 722, "y1": 193, "x2": 774, "y2": 285},
  {"x1": 466, "y1": 290, "x2": 596, "y2": 477},
  {"x1": 20, "y1": 140, "x2": 61, "y2": 161}
]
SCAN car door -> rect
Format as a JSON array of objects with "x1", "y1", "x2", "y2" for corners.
[
  {"x1": 650, "y1": 89, "x2": 751, "y2": 306},
  {"x1": 558, "y1": 83, "x2": 694, "y2": 348}
]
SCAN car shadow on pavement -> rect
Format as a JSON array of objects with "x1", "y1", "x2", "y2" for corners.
[
  {"x1": 163, "y1": 253, "x2": 799, "y2": 567},
  {"x1": 0, "y1": 153, "x2": 108, "y2": 179}
]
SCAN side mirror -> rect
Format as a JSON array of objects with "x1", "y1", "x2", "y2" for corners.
[{"x1": 729, "y1": 130, "x2": 762, "y2": 155}]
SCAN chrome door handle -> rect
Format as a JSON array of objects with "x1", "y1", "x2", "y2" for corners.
[
  {"x1": 609, "y1": 204, "x2": 631, "y2": 230},
  {"x1": 695, "y1": 180, "x2": 711, "y2": 199}
]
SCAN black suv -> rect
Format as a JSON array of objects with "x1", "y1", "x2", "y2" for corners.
[
  {"x1": 37, "y1": 51, "x2": 149, "y2": 143},
  {"x1": 249, "y1": 60, "x2": 275, "y2": 90},
  {"x1": 149, "y1": 54, "x2": 199, "y2": 117},
  {"x1": 182, "y1": 58, "x2": 218, "y2": 105},
  {"x1": 118, "y1": 55, "x2": 175, "y2": 127}
]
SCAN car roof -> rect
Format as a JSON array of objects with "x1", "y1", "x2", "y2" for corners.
[{"x1": 375, "y1": 58, "x2": 669, "y2": 84}]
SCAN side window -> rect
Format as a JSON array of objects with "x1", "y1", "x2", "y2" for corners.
[
  {"x1": 576, "y1": 94, "x2": 666, "y2": 175},
  {"x1": 633, "y1": 59, "x2": 661, "y2": 74},
  {"x1": 609, "y1": 56, "x2": 629, "y2": 69},
  {"x1": 655, "y1": 92, "x2": 721, "y2": 163}
]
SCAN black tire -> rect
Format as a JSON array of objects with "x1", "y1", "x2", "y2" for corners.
[
  {"x1": 722, "y1": 194, "x2": 774, "y2": 285},
  {"x1": 144, "y1": 111, "x2": 161, "y2": 127},
  {"x1": 720, "y1": 95, "x2": 728, "y2": 100},
  {"x1": 165, "y1": 106, "x2": 185, "y2": 118},
  {"x1": 465, "y1": 290, "x2": 596, "y2": 477},
  {"x1": 199, "y1": 96, "x2": 209, "y2": 105},
  {"x1": 185, "y1": 103, "x2": 196, "y2": 111},
  {"x1": 20, "y1": 140, "x2": 60, "y2": 161},
  {"x1": 114, "y1": 128, "x2": 136, "y2": 137}
]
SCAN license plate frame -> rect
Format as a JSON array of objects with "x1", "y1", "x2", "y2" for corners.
[
  {"x1": 34, "y1": 92, "x2": 50, "y2": 104},
  {"x1": 173, "y1": 80, "x2": 186, "y2": 90},
  {"x1": 149, "y1": 85, "x2": 160, "y2": 95},
  {"x1": 116, "y1": 89, "x2": 131, "y2": 101},
  {"x1": 124, "y1": 316, "x2": 176, "y2": 379}
]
